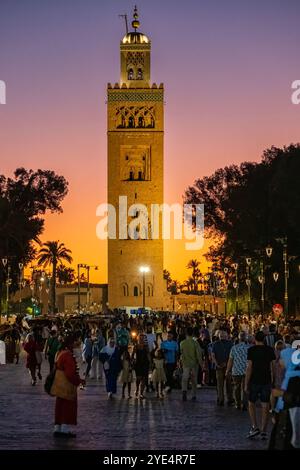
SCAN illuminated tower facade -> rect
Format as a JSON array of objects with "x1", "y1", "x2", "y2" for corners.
[{"x1": 107, "y1": 7, "x2": 165, "y2": 310}]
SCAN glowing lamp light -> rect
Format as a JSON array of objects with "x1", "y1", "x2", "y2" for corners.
[
  {"x1": 233, "y1": 263, "x2": 238, "y2": 270},
  {"x1": 273, "y1": 272, "x2": 279, "y2": 282},
  {"x1": 266, "y1": 246, "x2": 273, "y2": 258},
  {"x1": 246, "y1": 258, "x2": 252, "y2": 266},
  {"x1": 258, "y1": 275, "x2": 264, "y2": 284},
  {"x1": 139, "y1": 266, "x2": 150, "y2": 273}
]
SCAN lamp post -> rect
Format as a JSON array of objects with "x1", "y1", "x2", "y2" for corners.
[
  {"x1": 223, "y1": 267, "x2": 229, "y2": 317},
  {"x1": 245, "y1": 258, "x2": 252, "y2": 319},
  {"x1": 2, "y1": 257, "x2": 11, "y2": 319},
  {"x1": 233, "y1": 263, "x2": 239, "y2": 316},
  {"x1": 200, "y1": 276, "x2": 206, "y2": 312},
  {"x1": 205, "y1": 273, "x2": 211, "y2": 313},
  {"x1": 258, "y1": 261, "x2": 265, "y2": 318},
  {"x1": 271, "y1": 237, "x2": 291, "y2": 318},
  {"x1": 211, "y1": 266, "x2": 219, "y2": 314},
  {"x1": 18, "y1": 263, "x2": 24, "y2": 315},
  {"x1": 86, "y1": 265, "x2": 99, "y2": 311},
  {"x1": 262, "y1": 244, "x2": 273, "y2": 318},
  {"x1": 77, "y1": 263, "x2": 85, "y2": 312},
  {"x1": 282, "y1": 239, "x2": 289, "y2": 317},
  {"x1": 139, "y1": 266, "x2": 150, "y2": 313}
]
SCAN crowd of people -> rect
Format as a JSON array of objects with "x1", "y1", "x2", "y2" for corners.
[{"x1": 1, "y1": 311, "x2": 300, "y2": 448}]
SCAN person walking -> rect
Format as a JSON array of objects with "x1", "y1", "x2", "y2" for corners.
[
  {"x1": 45, "y1": 330, "x2": 61, "y2": 373},
  {"x1": 82, "y1": 331, "x2": 93, "y2": 379},
  {"x1": 152, "y1": 349, "x2": 167, "y2": 398},
  {"x1": 133, "y1": 335, "x2": 150, "y2": 399},
  {"x1": 99, "y1": 338, "x2": 122, "y2": 399},
  {"x1": 23, "y1": 333, "x2": 38, "y2": 385},
  {"x1": 52, "y1": 334, "x2": 85, "y2": 438},
  {"x1": 90, "y1": 329, "x2": 105, "y2": 380},
  {"x1": 211, "y1": 330, "x2": 234, "y2": 406},
  {"x1": 226, "y1": 331, "x2": 249, "y2": 410},
  {"x1": 160, "y1": 331, "x2": 179, "y2": 393},
  {"x1": 245, "y1": 330, "x2": 276, "y2": 440},
  {"x1": 120, "y1": 346, "x2": 134, "y2": 399},
  {"x1": 180, "y1": 327, "x2": 203, "y2": 401},
  {"x1": 270, "y1": 340, "x2": 285, "y2": 411}
]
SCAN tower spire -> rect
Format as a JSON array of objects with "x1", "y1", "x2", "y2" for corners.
[{"x1": 132, "y1": 5, "x2": 140, "y2": 32}]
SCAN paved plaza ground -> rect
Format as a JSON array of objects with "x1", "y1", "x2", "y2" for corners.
[{"x1": 0, "y1": 356, "x2": 269, "y2": 450}]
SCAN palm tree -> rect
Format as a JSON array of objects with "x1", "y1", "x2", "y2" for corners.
[
  {"x1": 170, "y1": 280, "x2": 180, "y2": 295},
  {"x1": 56, "y1": 265, "x2": 75, "y2": 285},
  {"x1": 187, "y1": 259, "x2": 201, "y2": 292},
  {"x1": 163, "y1": 269, "x2": 172, "y2": 290},
  {"x1": 37, "y1": 241, "x2": 72, "y2": 313}
]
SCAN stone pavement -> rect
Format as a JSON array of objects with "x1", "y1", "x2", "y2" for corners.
[{"x1": 0, "y1": 356, "x2": 269, "y2": 450}]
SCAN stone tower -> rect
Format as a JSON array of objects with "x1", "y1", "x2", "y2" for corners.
[{"x1": 107, "y1": 7, "x2": 165, "y2": 310}]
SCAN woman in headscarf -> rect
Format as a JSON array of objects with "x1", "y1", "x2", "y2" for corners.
[
  {"x1": 99, "y1": 337, "x2": 122, "y2": 399},
  {"x1": 53, "y1": 334, "x2": 85, "y2": 438}
]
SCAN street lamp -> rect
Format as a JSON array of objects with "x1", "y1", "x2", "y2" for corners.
[
  {"x1": 2, "y1": 257, "x2": 11, "y2": 319},
  {"x1": 139, "y1": 266, "x2": 150, "y2": 313},
  {"x1": 266, "y1": 246, "x2": 273, "y2": 258},
  {"x1": 77, "y1": 263, "x2": 87, "y2": 312},
  {"x1": 77, "y1": 264, "x2": 99, "y2": 312},
  {"x1": 233, "y1": 263, "x2": 239, "y2": 315},
  {"x1": 258, "y1": 260, "x2": 265, "y2": 318},
  {"x1": 85, "y1": 265, "x2": 99, "y2": 311},
  {"x1": 273, "y1": 272, "x2": 279, "y2": 282},
  {"x1": 18, "y1": 263, "x2": 24, "y2": 315},
  {"x1": 223, "y1": 267, "x2": 229, "y2": 317},
  {"x1": 282, "y1": 238, "x2": 289, "y2": 317},
  {"x1": 245, "y1": 258, "x2": 252, "y2": 319}
]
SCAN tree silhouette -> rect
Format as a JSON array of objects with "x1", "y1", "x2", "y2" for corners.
[{"x1": 184, "y1": 144, "x2": 300, "y2": 313}]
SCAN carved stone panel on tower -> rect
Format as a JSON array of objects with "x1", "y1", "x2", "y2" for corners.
[
  {"x1": 120, "y1": 145, "x2": 151, "y2": 181},
  {"x1": 116, "y1": 106, "x2": 155, "y2": 129}
]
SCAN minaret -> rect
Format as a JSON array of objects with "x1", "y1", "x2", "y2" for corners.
[{"x1": 107, "y1": 7, "x2": 165, "y2": 310}]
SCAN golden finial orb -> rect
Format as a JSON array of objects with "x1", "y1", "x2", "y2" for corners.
[{"x1": 132, "y1": 5, "x2": 140, "y2": 31}]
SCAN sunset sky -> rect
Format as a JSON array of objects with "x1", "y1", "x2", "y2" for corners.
[{"x1": 1, "y1": 0, "x2": 300, "y2": 283}]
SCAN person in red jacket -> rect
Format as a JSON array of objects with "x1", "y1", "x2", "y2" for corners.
[
  {"x1": 54, "y1": 334, "x2": 85, "y2": 438},
  {"x1": 23, "y1": 333, "x2": 38, "y2": 385}
]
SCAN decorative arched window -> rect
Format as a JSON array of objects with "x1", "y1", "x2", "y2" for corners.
[
  {"x1": 138, "y1": 116, "x2": 145, "y2": 128},
  {"x1": 128, "y1": 68, "x2": 134, "y2": 80},
  {"x1": 122, "y1": 283, "x2": 129, "y2": 297},
  {"x1": 137, "y1": 68, "x2": 143, "y2": 80},
  {"x1": 128, "y1": 116, "x2": 135, "y2": 128},
  {"x1": 147, "y1": 284, "x2": 153, "y2": 297},
  {"x1": 133, "y1": 285, "x2": 139, "y2": 297}
]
